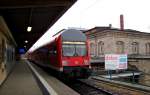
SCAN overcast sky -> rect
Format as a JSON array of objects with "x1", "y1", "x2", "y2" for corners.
[{"x1": 28, "y1": 0, "x2": 150, "y2": 52}]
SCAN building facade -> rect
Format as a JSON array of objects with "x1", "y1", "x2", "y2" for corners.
[
  {"x1": 85, "y1": 27, "x2": 150, "y2": 85},
  {"x1": 85, "y1": 27, "x2": 150, "y2": 58}
]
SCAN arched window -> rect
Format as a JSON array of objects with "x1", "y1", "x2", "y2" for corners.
[
  {"x1": 98, "y1": 41, "x2": 104, "y2": 55},
  {"x1": 145, "y1": 43, "x2": 150, "y2": 55},
  {"x1": 132, "y1": 42, "x2": 139, "y2": 54},
  {"x1": 90, "y1": 43, "x2": 95, "y2": 56},
  {"x1": 116, "y1": 41, "x2": 124, "y2": 54}
]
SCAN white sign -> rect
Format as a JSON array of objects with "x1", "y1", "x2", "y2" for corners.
[{"x1": 105, "y1": 54, "x2": 127, "y2": 70}]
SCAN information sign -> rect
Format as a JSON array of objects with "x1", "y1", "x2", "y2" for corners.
[{"x1": 105, "y1": 54, "x2": 127, "y2": 70}]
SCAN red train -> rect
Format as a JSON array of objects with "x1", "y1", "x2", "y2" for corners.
[{"x1": 28, "y1": 29, "x2": 91, "y2": 78}]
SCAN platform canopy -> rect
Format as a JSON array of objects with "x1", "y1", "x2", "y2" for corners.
[{"x1": 0, "y1": 0, "x2": 76, "y2": 52}]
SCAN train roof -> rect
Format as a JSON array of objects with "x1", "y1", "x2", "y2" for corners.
[{"x1": 61, "y1": 29, "x2": 86, "y2": 41}]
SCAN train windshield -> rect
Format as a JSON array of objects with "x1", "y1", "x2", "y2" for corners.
[
  {"x1": 75, "y1": 45, "x2": 87, "y2": 56},
  {"x1": 62, "y1": 42, "x2": 87, "y2": 56},
  {"x1": 62, "y1": 44, "x2": 75, "y2": 56}
]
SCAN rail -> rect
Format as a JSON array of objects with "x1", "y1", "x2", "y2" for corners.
[
  {"x1": 77, "y1": 79, "x2": 113, "y2": 95},
  {"x1": 90, "y1": 76, "x2": 150, "y2": 95}
]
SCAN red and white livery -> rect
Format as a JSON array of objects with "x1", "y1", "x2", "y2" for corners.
[{"x1": 28, "y1": 29, "x2": 91, "y2": 78}]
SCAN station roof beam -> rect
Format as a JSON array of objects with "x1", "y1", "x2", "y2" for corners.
[{"x1": 0, "y1": 0, "x2": 76, "y2": 52}]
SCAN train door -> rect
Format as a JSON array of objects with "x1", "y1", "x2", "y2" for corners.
[
  {"x1": 48, "y1": 43, "x2": 58, "y2": 66},
  {"x1": 0, "y1": 38, "x2": 6, "y2": 84}
]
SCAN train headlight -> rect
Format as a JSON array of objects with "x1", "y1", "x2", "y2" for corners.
[
  {"x1": 89, "y1": 65, "x2": 91, "y2": 69},
  {"x1": 62, "y1": 60, "x2": 68, "y2": 66},
  {"x1": 84, "y1": 60, "x2": 89, "y2": 65}
]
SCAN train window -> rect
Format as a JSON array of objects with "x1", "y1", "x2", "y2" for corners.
[
  {"x1": 53, "y1": 45, "x2": 57, "y2": 55},
  {"x1": 75, "y1": 45, "x2": 87, "y2": 56},
  {"x1": 62, "y1": 44, "x2": 75, "y2": 56},
  {"x1": 39, "y1": 48, "x2": 48, "y2": 53},
  {"x1": 62, "y1": 44, "x2": 87, "y2": 56}
]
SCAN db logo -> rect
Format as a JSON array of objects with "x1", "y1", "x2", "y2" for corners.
[{"x1": 75, "y1": 61, "x2": 79, "y2": 64}]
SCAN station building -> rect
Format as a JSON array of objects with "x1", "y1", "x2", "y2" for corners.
[{"x1": 84, "y1": 26, "x2": 150, "y2": 85}]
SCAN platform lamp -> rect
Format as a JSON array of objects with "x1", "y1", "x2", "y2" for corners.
[
  {"x1": 25, "y1": 40, "x2": 28, "y2": 43},
  {"x1": 24, "y1": 46, "x2": 26, "y2": 48},
  {"x1": 27, "y1": 26, "x2": 32, "y2": 32},
  {"x1": 27, "y1": 8, "x2": 33, "y2": 32}
]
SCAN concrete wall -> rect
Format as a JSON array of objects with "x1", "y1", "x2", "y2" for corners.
[
  {"x1": 0, "y1": 16, "x2": 16, "y2": 85},
  {"x1": 129, "y1": 59, "x2": 150, "y2": 85},
  {"x1": 0, "y1": 32, "x2": 7, "y2": 85}
]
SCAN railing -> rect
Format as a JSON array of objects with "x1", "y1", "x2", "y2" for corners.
[{"x1": 128, "y1": 54, "x2": 150, "y2": 59}]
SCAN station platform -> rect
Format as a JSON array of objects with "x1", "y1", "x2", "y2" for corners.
[
  {"x1": 0, "y1": 61, "x2": 43, "y2": 95},
  {"x1": 26, "y1": 60, "x2": 79, "y2": 95},
  {"x1": 0, "y1": 60, "x2": 79, "y2": 95}
]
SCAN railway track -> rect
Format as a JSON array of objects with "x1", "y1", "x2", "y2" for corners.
[
  {"x1": 63, "y1": 79, "x2": 113, "y2": 95},
  {"x1": 80, "y1": 77, "x2": 150, "y2": 95}
]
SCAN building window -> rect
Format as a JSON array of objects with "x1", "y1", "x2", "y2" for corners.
[
  {"x1": 98, "y1": 41, "x2": 104, "y2": 55},
  {"x1": 145, "y1": 43, "x2": 150, "y2": 55},
  {"x1": 90, "y1": 43, "x2": 95, "y2": 56},
  {"x1": 132, "y1": 42, "x2": 139, "y2": 54},
  {"x1": 116, "y1": 41, "x2": 124, "y2": 54},
  {"x1": 2, "y1": 39, "x2": 5, "y2": 62}
]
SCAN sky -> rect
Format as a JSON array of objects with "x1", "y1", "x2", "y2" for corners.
[{"x1": 28, "y1": 0, "x2": 150, "y2": 52}]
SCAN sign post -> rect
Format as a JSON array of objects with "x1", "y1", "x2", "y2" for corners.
[
  {"x1": 107, "y1": 70, "x2": 112, "y2": 80},
  {"x1": 105, "y1": 54, "x2": 127, "y2": 79}
]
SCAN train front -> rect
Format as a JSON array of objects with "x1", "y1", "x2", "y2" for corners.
[{"x1": 60, "y1": 29, "x2": 91, "y2": 78}]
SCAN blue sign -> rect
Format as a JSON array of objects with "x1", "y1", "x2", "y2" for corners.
[
  {"x1": 19, "y1": 48, "x2": 25, "y2": 54},
  {"x1": 118, "y1": 55, "x2": 127, "y2": 69}
]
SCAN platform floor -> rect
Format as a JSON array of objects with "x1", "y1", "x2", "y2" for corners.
[
  {"x1": 29, "y1": 61, "x2": 80, "y2": 95},
  {"x1": 0, "y1": 61, "x2": 43, "y2": 95}
]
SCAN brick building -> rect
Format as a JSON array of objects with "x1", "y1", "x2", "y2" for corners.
[
  {"x1": 84, "y1": 27, "x2": 150, "y2": 85},
  {"x1": 85, "y1": 27, "x2": 150, "y2": 57}
]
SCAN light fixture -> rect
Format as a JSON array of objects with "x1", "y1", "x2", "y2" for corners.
[
  {"x1": 25, "y1": 40, "x2": 28, "y2": 43},
  {"x1": 27, "y1": 26, "x2": 32, "y2": 32},
  {"x1": 27, "y1": 8, "x2": 33, "y2": 32}
]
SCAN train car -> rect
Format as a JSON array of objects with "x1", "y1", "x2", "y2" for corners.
[{"x1": 29, "y1": 29, "x2": 91, "y2": 78}]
